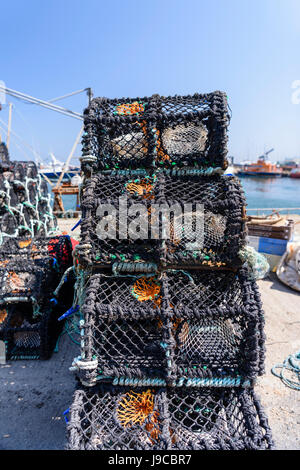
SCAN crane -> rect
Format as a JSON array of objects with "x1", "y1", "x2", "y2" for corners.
[{"x1": 258, "y1": 148, "x2": 274, "y2": 161}]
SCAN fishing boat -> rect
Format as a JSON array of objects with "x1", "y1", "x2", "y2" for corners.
[
  {"x1": 290, "y1": 167, "x2": 300, "y2": 179},
  {"x1": 247, "y1": 211, "x2": 283, "y2": 226},
  {"x1": 38, "y1": 154, "x2": 80, "y2": 181},
  {"x1": 238, "y1": 149, "x2": 283, "y2": 177}
]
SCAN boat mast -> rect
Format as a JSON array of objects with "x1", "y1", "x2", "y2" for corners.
[{"x1": 6, "y1": 103, "x2": 13, "y2": 150}]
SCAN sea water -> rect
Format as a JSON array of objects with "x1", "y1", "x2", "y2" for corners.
[{"x1": 239, "y1": 176, "x2": 300, "y2": 214}]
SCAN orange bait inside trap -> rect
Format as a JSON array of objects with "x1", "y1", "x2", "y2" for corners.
[
  {"x1": 117, "y1": 390, "x2": 160, "y2": 442},
  {"x1": 7, "y1": 272, "x2": 25, "y2": 293},
  {"x1": 132, "y1": 277, "x2": 161, "y2": 307},
  {"x1": 0, "y1": 309, "x2": 8, "y2": 324},
  {"x1": 18, "y1": 239, "x2": 32, "y2": 249},
  {"x1": 126, "y1": 179, "x2": 154, "y2": 199}
]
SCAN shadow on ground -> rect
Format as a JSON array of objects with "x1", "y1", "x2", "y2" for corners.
[{"x1": 0, "y1": 334, "x2": 78, "y2": 450}]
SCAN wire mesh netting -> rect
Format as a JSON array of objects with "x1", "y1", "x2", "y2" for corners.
[
  {"x1": 81, "y1": 92, "x2": 229, "y2": 173},
  {"x1": 0, "y1": 160, "x2": 57, "y2": 243},
  {"x1": 77, "y1": 171, "x2": 246, "y2": 269},
  {"x1": 0, "y1": 235, "x2": 75, "y2": 359},
  {"x1": 0, "y1": 235, "x2": 74, "y2": 274},
  {"x1": 0, "y1": 143, "x2": 10, "y2": 164},
  {"x1": 73, "y1": 266, "x2": 265, "y2": 387},
  {"x1": 0, "y1": 273, "x2": 74, "y2": 360},
  {"x1": 66, "y1": 385, "x2": 274, "y2": 450},
  {"x1": 1, "y1": 304, "x2": 57, "y2": 360}
]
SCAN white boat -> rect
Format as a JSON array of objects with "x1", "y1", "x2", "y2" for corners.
[{"x1": 38, "y1": 154, "x2": 80, "y2": 181}]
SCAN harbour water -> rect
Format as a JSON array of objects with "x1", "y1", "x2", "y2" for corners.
[
  {"x1": 239, "y1": 176, "x2": 300, "y2": 214},
  {"x1": 53, "y1": 176, "x2": 300, "y2": 215}
]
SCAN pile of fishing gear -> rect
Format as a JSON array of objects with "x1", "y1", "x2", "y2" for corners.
[
  {"x1": 0, "y1": 143, "x2": 74, "y2": 359},
  {"x1": 0, "y1": 144, "x2": 57, "y2": 242},
  {"x1": 0, "y1": 235, "x2": 74, "y2": 359},
  {"x1": 66, "y1": 92, "x2": 274, "y2": 450}
]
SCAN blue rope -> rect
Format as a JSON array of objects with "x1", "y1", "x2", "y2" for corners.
[{"x1": 271, "y1": 350, "x2": 300, "y2": 391}]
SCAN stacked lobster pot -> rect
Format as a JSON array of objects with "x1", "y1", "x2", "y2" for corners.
[
  {"x1": 0, "y1": 235, "x2": 74, "y2": 359},
  {"x1": 68, "y1": 92, "x2": 274, "y2": 450},
  {"x1": 0, "y1": 143, "x2": 57, "y2": 244}
]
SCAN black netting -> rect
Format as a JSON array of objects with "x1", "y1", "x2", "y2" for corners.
[
  {"x1": 66, "y1": 385, "x2": 274, "y2": 450},
  {"x1": 0, "y1": 293, "x2": 71, "y2": 360},
  {"x1": 0, "y1": 271, "x2": 75, "y2": 360},
  {"x1": 159, "y1": 172, "x2": 246, "y2": 266},
  {"x1": 77, "y1": 171, "x2": 246, "y2": 268},
  {"x1": 75, "y1": 267, "x2": 265, "y2": 386},
  {"x1": 79, "y1": 199, "x2": 162, "y2": 267},
  {"x1": 0, "y1": 143, "x2": 10, "y2": 164},
  {"x1": 0, "y1": 235, "x2": 73, "y2": 274},
  {"x1": 82, "y1": 97, "x2": 155, "y2": 172},
  {"x1": 0, "y1": 160, "x2": 57, "y2": 241},
  {"x1": 80, "y1": 267, "x2": 260, "y2": 317},
  {"x1": 81, "y1": 92, "x2": 229, "y2": 173},
  {"x1": 0, "y1": 261, "x2": 45, "y2": 302},
  {"x1": 0, "y1": 235, "x2": 75, "y2": 360}
]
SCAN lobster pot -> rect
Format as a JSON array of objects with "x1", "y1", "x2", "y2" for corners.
[
  {"x1": 74, "y1": 267, "x2": 265, "y2": 387},
  {"x1": 13, "y1": 161, "x2": 39, "y2": 180},
  {"x1": 0, "y1": 235, "x2": 74, "y2": 274},
  {"x1": 78, "y1": 169, "x2": 159, "y2": 268},
  {"x1": 0, "y1": 160, "x2": 57, "y2": 240},
  {"x1": 0, "y1": 262, "x2": 75, "y2": 360},
  {"x1": 0, "y1": 235, "x2": 75, "y2": 359},
  {"x1": 77, "y1": 171, "x2": 246, "y2": 268},
  {"x1": 77, "y1": 267, "x2": 263, "y2": 317},
  {"x1": 153, "y1": 92, "x2": 229, "y2": 170},
  {"x1": 78, "y1": 193, "x2": 162, "y2": 268},
  {"x1": 81, "y1": 96, "x2": 157, "y2": 172},
  {"x1": 159, "y1": 172, "x2": 247, "y2": 267},
  {"x1": 66, "y1": 385, "x2": 273, "y2": 450},
  {"x1": 0, "y1": 303, "x2": 60, "y2": 360},
  {"x1": 0, "y1": 143, "x2": 10, "y2": 164},
  {"x1": 81, "y1": 91, "x2": 229, "y2": 173}
]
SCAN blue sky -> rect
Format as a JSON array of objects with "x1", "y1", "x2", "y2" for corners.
[{"x1": 1, "y1": 0, "x2": 299, "y2": 163}]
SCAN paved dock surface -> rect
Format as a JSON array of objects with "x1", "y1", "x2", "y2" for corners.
[{"x1": 0, "y1": 336, "x2": 78, "y2": 450}]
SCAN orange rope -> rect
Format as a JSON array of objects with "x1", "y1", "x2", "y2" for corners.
[
  {"x1": 126, "y1": 179, "x2": 154, "y2": 200},
  {"x1": 155, "y1": 128, "x2": 171, "y2": 162},
  {"x1": 115, "y1": 102, "x2": 145, "y2": 116},
  {"x1": 7, "y1": 272, "x2": 24, "y2": 293},
  {"x1": 18, "y1": 239, "x2": 32, "y2": 249},
  {"x1": 0, "y1": 309, "x2": 7, "y2": 324},
  {"x1": 117, "y1": 390, "x2": 160, "y2": 442},
  {"x1": 132, "y1": 277, "x2": 161, "y2": 307}
]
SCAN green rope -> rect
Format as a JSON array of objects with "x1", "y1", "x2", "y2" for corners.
[
  {"x1": 54, "y1": 311, "x2": 83, "y2": 352},
  {"x1": 271, "y1": 350, "x2": 300, "y2": 390}
]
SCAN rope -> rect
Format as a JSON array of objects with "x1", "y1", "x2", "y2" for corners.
[{"x1": 271, "y1": 350, "x2": 300, "y2": 390}]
